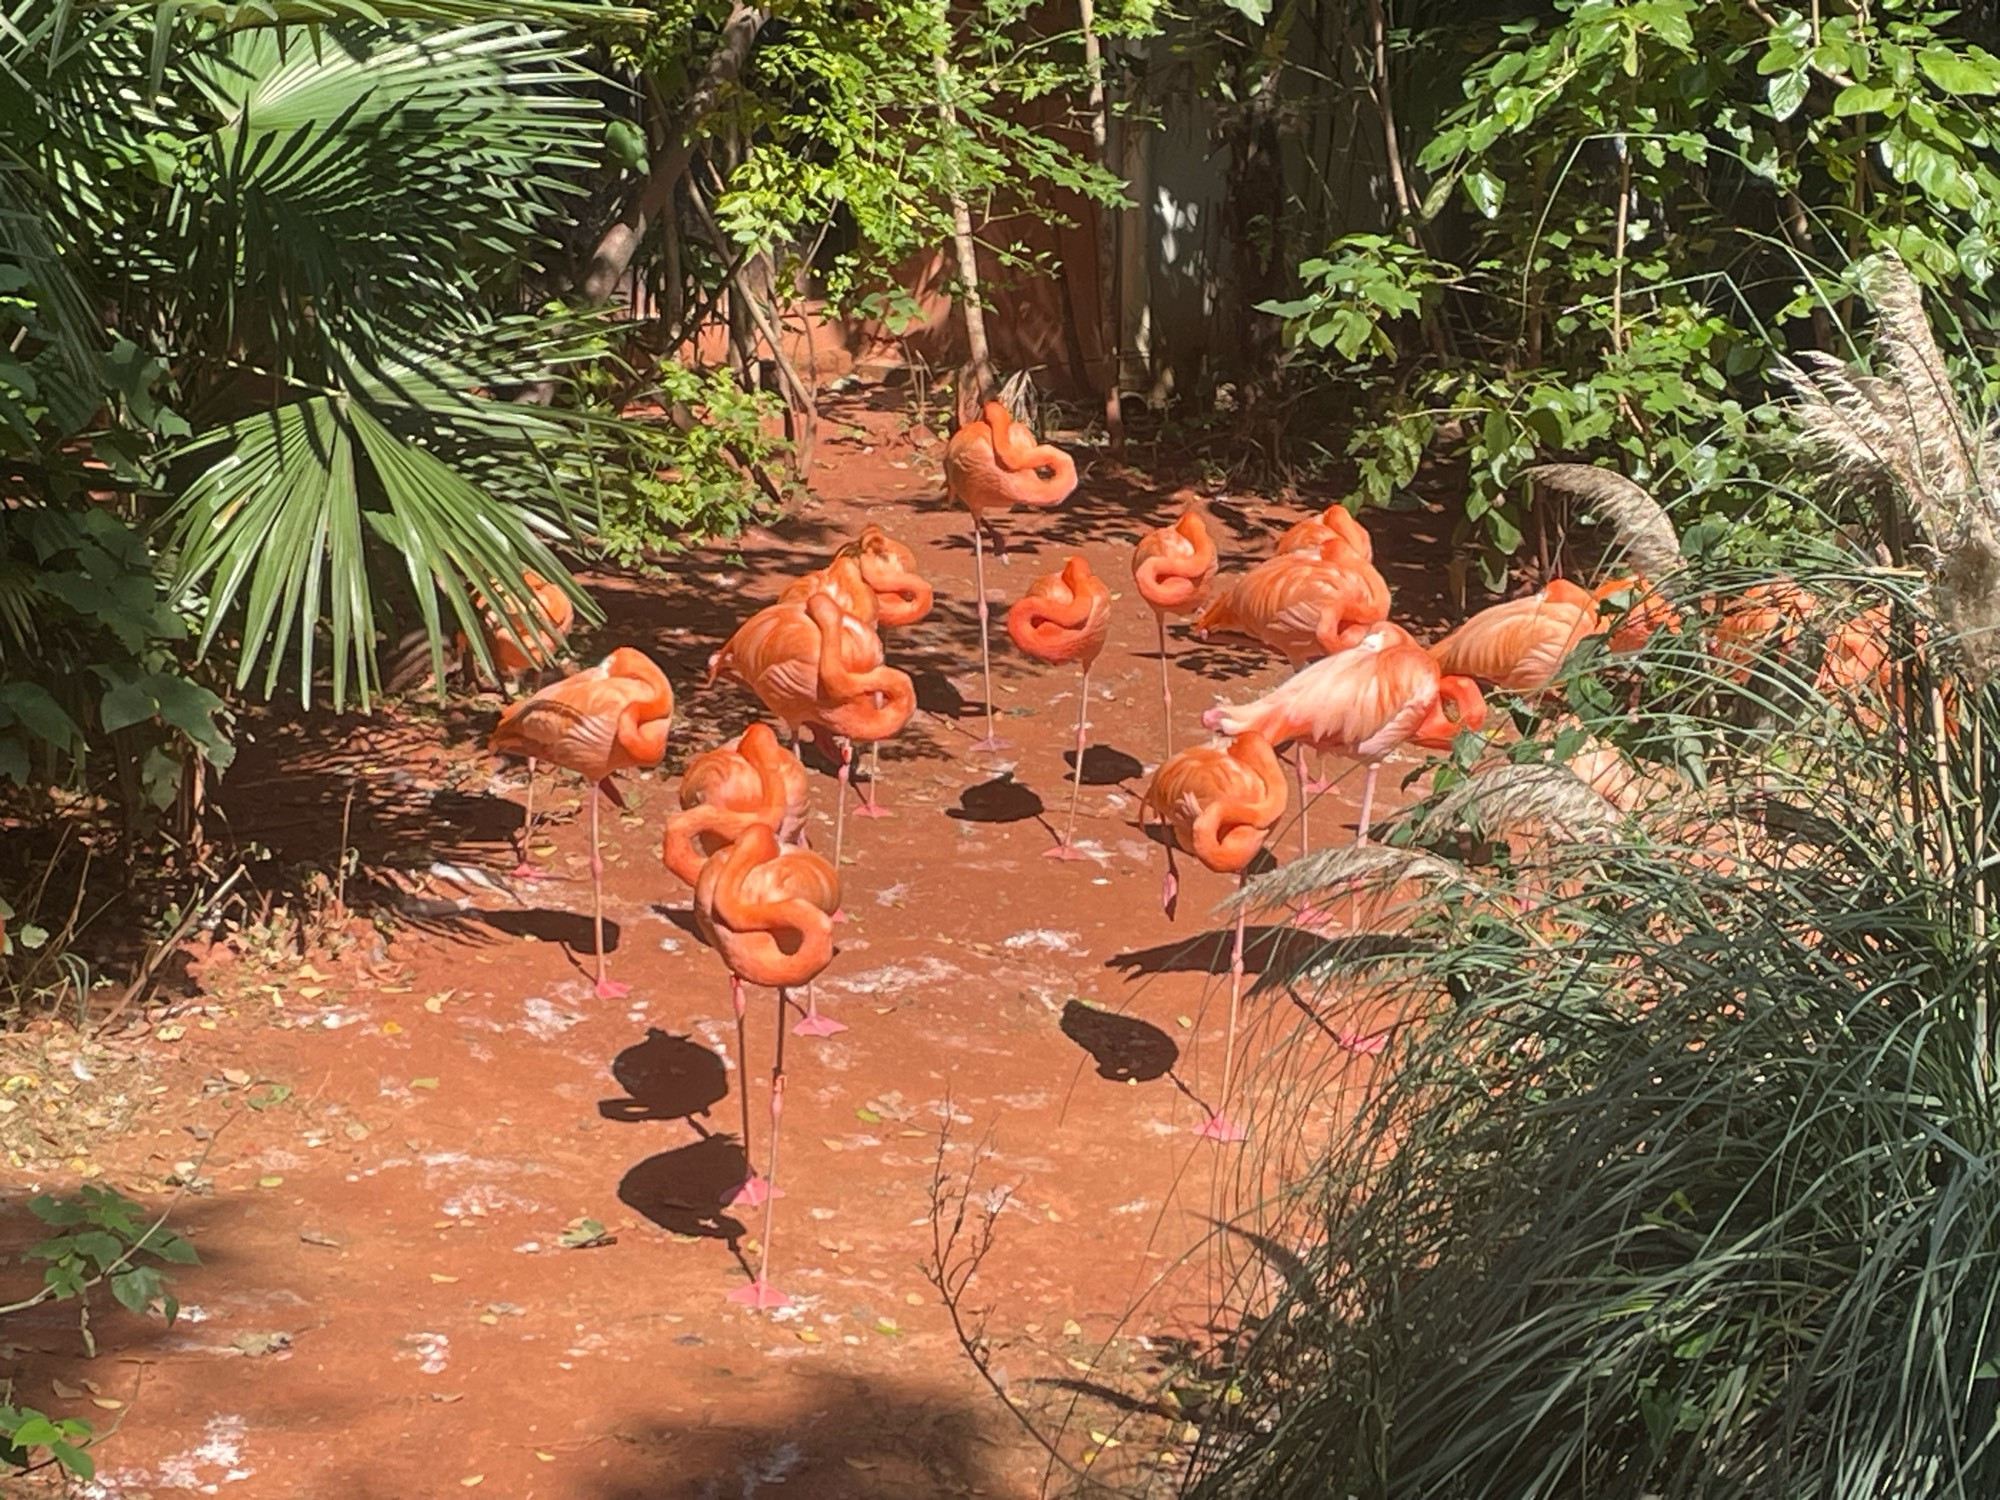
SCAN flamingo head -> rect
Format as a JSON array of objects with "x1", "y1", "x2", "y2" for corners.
[{"x1": 1413, "y1": 675, "x2": 1487, "y2": 751}]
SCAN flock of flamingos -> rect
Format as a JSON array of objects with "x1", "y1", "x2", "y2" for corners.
[{"x1": 454, "y1": 400, "x2": 1876, "y2": 1311}]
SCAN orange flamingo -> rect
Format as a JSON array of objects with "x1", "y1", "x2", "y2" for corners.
[
  {"x1": 945, "y1": 401, "x2": 1078, "y2": 749},
  {"x1": 1194, "y1": 540, "x2": 1394, "y2": 834},
  {"x1": 1193, "y1": 541, "x2": 1392, "y2": 670},
  {"x1": 707, "y1": 592, "x2": 914, "y2": 868},
  {"x1": 693, "y1": 823, "x2": 839, "y2": 1307},
  {"x1": 1429, "y1": 579, "x2": 1603, "y2": 694},
  {"x1": 490, "y1": 647, "x2": 674, "y2": 998},
  {"x1": 778, "y1": 552, "x2": 881, "y2": 627},
  {"x1": 1710, "y1": 579, "x2": 1818, "y2": 685},
  {"x1": 463, "y1": 571, "x2": 578, "y2": 878},
  {"x1": 854, "y1": 524, "x2": 934, "y2": 629},
  {"x1": 662, "y1": 724, "x2": 810, "y2": 889},
  {"x1": 1593, "y1": 575, "x2": 1682, "y2": 654},
  {"x1": 1142, "y1": 730, "x2": 1288, "y2": 1142},
  {"x1": 1007, "y1": 556, "x2": 1113, "y2": 859},
  {"x1": 1203, "y1": 623, "x2": 1485, "y2": 850},
  {"x1": 1132, "y1": 510, "x2": 1218, "y2": 760},
  {"x1": 1274, "y1": 503, "x2": 1373, "y2": 563},
  {"x1": 849, "y1": 524, "x2": 933, "y2": 814}
]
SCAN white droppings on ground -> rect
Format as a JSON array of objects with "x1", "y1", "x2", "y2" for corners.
[
  {"x1": 874, "y1": 881, "x2": 910, "y2": 906},
  {"x1": 829, "y1": 956, "x2": 962, "y2": 995},
  {"x1": 1002, "y1": 929, "x2": 1083, "y2": 955},
  {"x1": 658, "y1": 934, "x2": 683, "y2": 953},
  {"x1": 92, "y1": 1413, "x2": 254, "y2": 1494},
  {"x1": 253, "y1": 1149, "x2": 307, "y2": 1172},
  {"x1": 179, "y1": 1304, "x2": 211, "y2": 1323},
  {"x1": 739, "y1": 1441, "x2": 805, "y2": 1495},
  {"x1": 521, "y1": 996, "x2": 582, "y2": 1040},
  {"x1": 315, "y1": 1009, "x2": 363, "y2": 1030},
  {"x1": 440, "y1": 1183, "x2": 544, "y2": 1219},
  {"x1": 1112, "y1": 1198, "x2": 1152, "y2": 1215},
  {"x1": 991, "y1": 1091, "x2": 1049, "y2": 1110},
  {"x1": 400, "y1": 1331, "x2": 450, "y2": 1374}
]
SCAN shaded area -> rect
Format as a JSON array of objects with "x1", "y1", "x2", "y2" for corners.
[
  {"x1": 601, "y1": 1028, "x2": 729, "y2": 1125},
  {"x1": 1061, "y1": 999, "x2": 1179, "y2": 1082},
  {"x1": 585, "y1": 1373, "x2": 1015, "y2": 1500},
  {"x1": 947, "y1": 774, "x2": 1044, "y2": 824},
  {"x1": 618, "y1": 1136, "x2": 753, "y2": 1242},
  {"x1": 472, "y1": 907, "x2": 619, "y2": 953},
  {"x1": 1067, "y1": 743, "x2": 1145, "y2": 786},
  {"x1": 1104, "y1": 925, "x2": 1425, "y2": 978}
]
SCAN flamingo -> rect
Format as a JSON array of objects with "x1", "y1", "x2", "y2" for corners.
[
  {"x1": 1203, "y1": 622, "x2": 1485, "y2": 852},
  {"x1": 489, "y1": 647, "x2": 674, "y2": 998},
  {"x1": 1593, "y1": 575, "x2": 1683, "y2": 654},
  {"x1": 707, "y1": 590, "x2": 914, "y2": 870},
  {"x1": 848, "y1": 523, "x2": 933, "y2": 815},
  {"x1": 1006, "y1": 555, "x2": 1113, "y2": 860},
  {"x1": 1131, "y1": 510, "x2": 1218, "y2": 761},
  {"x1": 1428, "y1": 578, "x2": 1603, "y2": 694},
  {"x1": 944, "y1": 401, "x2": 1078, "y2": 749},
  {"x1": 1274, "y1": 503, "x2": 1374, "y2": 562},
  {"x1": 463, "y1": 571, "x2": 578, "y2": 878},
  {"x1": 661, "y1": 723, "x2": 809, "y2": 889},
  {"x1": 1710, "y1": 579, "x2": 1818, "y2": 686},
  {"x1": 778, "y1": 551, "x2": 880, "y2": 627},
  {"x1": 693, "y1": 823, "x2": 839, "y2": 1307},
  {"x1": 1193, "y1": 540, "x2": 1393, "y2": 838},
  {"x1": 1142, "y1": 730, "x2": 1288, "y2": 1142}
]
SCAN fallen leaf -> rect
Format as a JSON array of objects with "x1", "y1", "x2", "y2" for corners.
[
  {"x1": 221, "y1": 1067, "x2": 251, "y2": 1086},
  {"x1": 1067, "y1": 1357, "x2": 1092, "y2": 1372},
  {"x1": 51, "y1": 1379, "x2": 83, "y2": 1399},
  {"x1": 342, "y1": 1120, "x2": 370, "y2": 1141},
  {"x1": 91, "y1": 1397, "x2": 123, "y2": 1410},
  {"x1": 821, "y1": 1138, "x2": 844, "y2": 1152},
  {"x1": 297, "y1": 986, "x2": 327, "y2": 1000},
  {"x1": 845, "y1": 1458, "x2": 879, "y2": 1472},
  {"x1": 875, "y1": 1319, "x2": 901, "y2": 1337},
  {"x1": 423, "y1": 996, "x2": 446, "y2": 1015},
  {"x1": 558, "y1": 1217, "x2": 614, "y2": 1250},
  {"x1": 258, "y1": 1175, "x2": 284, "y2": 1188},
  {"x1": 410, "y1": 1077, "x2": 440, "y2": 1090},
  {"x1": 381, "y1": 1022, "x2": 404, "y2": 1036},
  {"x1": 231, "y1": 1331, "x2": 292, "y2": 1357},
  {"x1": 300, "y1": 1229, "x2": 341, "y2": 1249},
  {"x1": 154, "y1": 1024, "x2": 185, "y2": 1042},
  {"x1": 431, "y1": 1273, "x2": 459, "y2": 1284},
  {"x1": 248, "y1": 1085, "x2": 293, "y2": 1112},
  {"x1": 461, "y1": 1476, "x2": 484, "y2": 1487},
  {"x1": 855, "y1": 1107, "x2": 882, "y2": 1124},
  {"x1": 1063, "y1": 1319, "x2": 1083, "y2": 1337},
  {"x1": 904, "y1": 1292, "x2": 924, "y2": 1306},
  {"x1": 1176, "y1": 1015, "x2": 1193, "y2": 1030},
  {"x1": 796, "y1": 1329, "x2": 821, "y2": 1343},
  {"x1": 535, "y1": 1452, "x2": 556, "y2": 1462},
  {"x1": 478, "y1": 1314, "x2": 498, "y2": 1326}
]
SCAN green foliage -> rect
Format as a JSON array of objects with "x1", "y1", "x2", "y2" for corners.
[
  {"x1": 584, "y1": 360, "x2": 788, "y2": 564},
  {"x1": 1273, "y1": 0, "x2": 2000, "y2": 577},
  {"x1": 0, "y1": 1187, "x2": 199, "y2": 1482}
]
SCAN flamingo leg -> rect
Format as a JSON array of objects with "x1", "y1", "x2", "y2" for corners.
[
  {"x1": 511, "y1": 757, "x2": 545, "y2": 880},
  {"x1": 1044, "y1": 661, "x2": 1093, "y2": 860},
  {"x1": 725, "y1": 975, "x2": 776, "y2": 1207},
  {"x1": 971, "y1": 522, "x2": 1007, "y2": 751},
  {"x1": 1196, "y1": 896, "x2": 1248, "y2": 1142},
  {"x1": 588, "y1": 788, "x2": 628, "y2": 999},
  {"x1": 728, "y1": 985, "x2": 793, "y2": 1309},
  {"x1": 1356, "y1": 762, "x2": 1378, "y2": 848},
  {"x1": 1156, "y1": 612, "x2": 1174, "y2": 763},
  {"x1": 792, "y1": 977, "x2": 847, "y2": 1037},
  {"x1": 1293, "y1": 744, "x2": 1314, "y2": 855},
  {"x1": 833, "y1": 739, "x2": 850, "y2": 873},
  {"x1": 853, "y1": 740, "x2": 890, "y2": 817},
  {"x1": 1162, "y1": 841, "x2": 1180, "y2": 920}
]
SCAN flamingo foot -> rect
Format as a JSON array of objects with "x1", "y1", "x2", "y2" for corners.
[
  {"x1": 851, "y1": 802, "x2": 892, "y2": 819},
  {"x1": 1335, "y1": 1030, "x2": 1390, "y2": 1056},
  {"x1": 1194, "y1": 1113, "x2": 1247, "y2": 1143},
  {"x1": 1292, "y1": 905, "x2": 1342, "y2": 933},
  {"x1": 510, "y1": 861, "x2": 548, "y2": 881},
  {"x1": 724, "y1": 1175, "x2": 782, "y2": 1209},
  {"x1": 1041, "y1": 843, "x2": 1092, "y2": 862},
  {"x1": 791, "y1": 1011, "x2": 848, "y2": 1038},
  {"x1": 595, "y1": 978, "x2": 632, "y2": 1000},
  {"x1": 970, "y1": 734, "x2": 1012, "y2": 752},
  {"x1": 831, "y1": 907, "x2": 849, "y2": 924},
  {"x1": 1301, "y1": 775, "x2": 1335, "y2": 796},
  {"x1": 725, "y1": 1277, "x2": 793, "y2": 1310},
  {"x1": 1161, "y1": 869, "x2": 1179, "y2": 920}
]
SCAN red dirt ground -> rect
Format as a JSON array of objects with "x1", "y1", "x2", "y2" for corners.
[{"x1": 1, "y1": 389, "x2": 1463, "y2": 1499}]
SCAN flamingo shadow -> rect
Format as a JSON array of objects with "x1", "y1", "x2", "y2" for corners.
[
  {"x1": 600, "y1": 1029, "x2": 729, "y2": 1126},
  {"x1": 1059, "y1": 1000, "x2": 1179, "y2": 1083},
  {"x1": 947, "y1": 774, "x2": 1044, "y2": 824},
  {"x1": 618, "y1": 1136, "x2": 754, "y2": 1242},
  {"x1": 1066, "y1": 744, "x2": 1145, "y2": 786},
  {"x1": 474, "y1": 908, "x2": 620, "y2": 953}
]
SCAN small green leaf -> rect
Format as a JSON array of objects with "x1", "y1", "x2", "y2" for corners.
[
  {"x1": 1833, "y1": 83, "x2": 1896, "y2": 116},
  {"x1": 1768, "y1": 68, "x2": 1808, "y2": 120},
  {"x1": 1464, "y1": 168, "x2": 1505, "y2": 219}
]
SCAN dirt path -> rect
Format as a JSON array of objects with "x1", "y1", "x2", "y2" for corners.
[{"x1": 2, "y1": 391, "x2": 1458, "y2": 1498}]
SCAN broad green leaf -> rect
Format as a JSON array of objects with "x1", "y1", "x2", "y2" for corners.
[
  {"x1": 1464, "y1": 168, "x2": 1504, "y2": 219},
  {"x1": 1917, "y1": 44, "x2": 2000, "y2": 96},
  {"x1": 1768, "y1": 68, "x2": 1808, "y2": 120},
  {"x1": 1833, "y1": 83, "x2": 1896, "y2": 117}
]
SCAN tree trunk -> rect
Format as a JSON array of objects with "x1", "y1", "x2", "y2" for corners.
[
  {"x1": 932, "y1": 18, "x2": 995, "y2": 424},
  {"x1": 575, "y1": 4, "x2": 767, "y2": 308},
  {"x1": 1222, "y1": 64, "x2": 1285, "y2": 401},
  {"x1": 1079, "y1": 0, "x2": 1124, "y2": 458}
]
